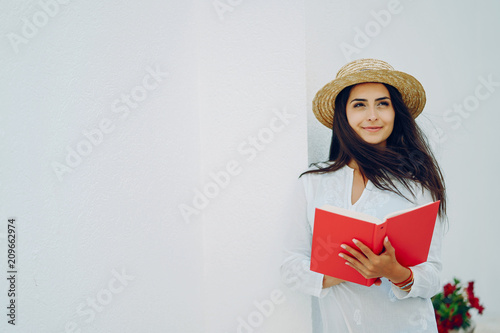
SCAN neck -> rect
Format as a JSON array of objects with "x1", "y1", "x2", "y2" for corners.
[
  {"x1": 348, "y1": 159, "x2": 368, "y2": 184},
  {"x1": 348, "y1": 159, "x2": 359, "y2": 170}
]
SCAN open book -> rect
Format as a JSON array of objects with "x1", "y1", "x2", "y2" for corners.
[{"x1": 310, "y1": 200, "x2": 440, "y2": 286}]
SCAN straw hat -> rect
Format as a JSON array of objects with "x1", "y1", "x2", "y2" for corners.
[{"x1": 312, "y1": 58, "x2": 426, "y2": 128}]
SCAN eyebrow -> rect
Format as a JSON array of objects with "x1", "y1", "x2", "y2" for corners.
[{"x1": 349, "y1": 97, "x2": 390, "y2": 104}]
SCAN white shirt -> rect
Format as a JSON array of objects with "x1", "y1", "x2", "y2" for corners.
[{"x1": 280, "y1": 164, "x2": 444, "y2": 333}]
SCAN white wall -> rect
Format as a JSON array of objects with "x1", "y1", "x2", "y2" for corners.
[
  {"x1": 0, "y1": 0, "x2": 498, "y2": 332},
  {"x1": 0, "y1": 0, "x2": 309, "y2": 332},
  {"x1": 196, "y1": 1, "x2": 309, "y2": 333},
  {"x1": 0, "y1": 1, "x2": 205, "y2": 332}
]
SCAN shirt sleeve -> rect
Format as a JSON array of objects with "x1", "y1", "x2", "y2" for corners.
[
  {"x1": 392, "y1": 185, "x2": 444, "y2": 300},
  {"x1": 280, "y1": 176, "x2": 330, "y2": 298}
]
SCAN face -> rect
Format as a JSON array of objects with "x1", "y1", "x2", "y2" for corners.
[{"x1": 345, "y1": 82, "x2": 395, "y2": 146}]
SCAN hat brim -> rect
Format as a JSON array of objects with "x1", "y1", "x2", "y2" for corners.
[{"x1": 312, "y1": 70, "x2": 426, "y2": 128}]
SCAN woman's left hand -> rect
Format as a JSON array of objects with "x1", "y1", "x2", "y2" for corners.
[{"x1": 339, "y1": 236, "x2": 410, "y2": 285}]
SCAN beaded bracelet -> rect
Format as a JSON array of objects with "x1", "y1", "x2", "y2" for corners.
[
  {"x1": 400, "y1": 281, "x2": 414, "y2": 292},
  {"x1": 391, "y1": 268, "x2": 413, "y2": 291},
  {"x1": 399, "y1": 278, "x2": 414, "y2": 292}
]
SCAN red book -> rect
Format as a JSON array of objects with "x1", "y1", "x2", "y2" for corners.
[{"x1": 310, "y1": 200, "x2": 440, "y2": 286}]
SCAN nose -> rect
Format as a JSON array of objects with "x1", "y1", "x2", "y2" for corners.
[{"x1": 367, "y1": 106, "x2": 378, "y2": 121}]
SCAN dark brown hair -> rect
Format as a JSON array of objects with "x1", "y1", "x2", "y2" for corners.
[{"x1": 302, "y1": 83, "x2": 447, "y2": 219}]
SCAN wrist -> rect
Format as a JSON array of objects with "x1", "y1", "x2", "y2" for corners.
[
  {"x1": 322, "y1": 275, "x2": 344, "y2": 288},
  {"x1": 389, "y1": 267, "x2": 414, "y2": 292},
  {"x1": 387, "y1": 265, "x2": 411, "y2": 284}
]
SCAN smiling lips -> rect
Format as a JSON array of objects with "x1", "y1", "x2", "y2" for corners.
[{"x1": 362, "y1": 126, "x2": 382, "y2": 132}]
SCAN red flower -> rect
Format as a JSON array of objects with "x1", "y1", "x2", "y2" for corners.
[
  {"x1": 443, "y1": 283, "x2": 456, "y2": 297},
  {"x1": 466, "y1": 281, "x2": 475, "y2": 299},
  {"x1": 451, "y1": 315, "x2": 463, "y2": 327},
  {"x1": 437, "y1": 325, "x2": 449, "y2": 333},
  {"x1": 465, "y1": 281, "x2": 485, "y2": 314},
  {"x1": 470, "y1": 296, "x2": 480, "y2": 308},
  {"x1": 433, "y1": 278, "x2": 485, "y2": 332}
]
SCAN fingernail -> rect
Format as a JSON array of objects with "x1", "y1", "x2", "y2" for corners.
[
  {"x1": 384, "y1": 236, "x2": 389, "y2": 242},
  {"x1": 340, "y1": 244, "x2": 347, "y2": 249},
  {"x1": 352, "y1": 238, "x2": 358, "y2": 244},
  {"x1": 338, "y1": 253, "x2": 344, "y2": 258}
]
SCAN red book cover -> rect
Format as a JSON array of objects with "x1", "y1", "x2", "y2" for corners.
[{"x1": 310, "y1": 200, "x2": 440, "y2": 286}]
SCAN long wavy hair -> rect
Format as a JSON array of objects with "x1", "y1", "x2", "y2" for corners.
[{"x1": 302, "y1": 83, "x2": 447, "y2": 219}]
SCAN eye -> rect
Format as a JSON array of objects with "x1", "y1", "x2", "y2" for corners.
[
  {"x1": 353, "y1": 103, "x2": 365, "y2": 108},
  {"x1": 378, "y1": 101, "x2": 390, "y2": 107}
]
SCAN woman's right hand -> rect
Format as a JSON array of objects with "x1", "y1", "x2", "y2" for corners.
[{"x1": 322, "y1": 275, "x2": 345, "y2": 288}]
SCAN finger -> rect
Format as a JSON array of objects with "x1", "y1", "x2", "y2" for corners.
[
  {"x1": 340, "y1": 244, "x2": 369, "y2": 265},
  {"x1": 352, "y1": 239, "x2": 377, "y2": 260},
  {"x1": 340, "y1": 254, "x2": 369, "y2": 277},
  {"x1": 339, "y1": 251, "x2": 365, "y2": 269},
  {"x1": 383, "y1": 236, "x2": 395, "y2": 255}
]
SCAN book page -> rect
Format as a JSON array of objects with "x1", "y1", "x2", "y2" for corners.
[
  {"x1": 383, "y1": 201, "x2": 438, "y2": 220},
  {"x1": 319, "y1": 204, "x2": 382, "y2": 224}
]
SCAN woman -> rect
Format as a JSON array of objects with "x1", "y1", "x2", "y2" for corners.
[{"x1": 280, "y1": 59, "x2": 446, "y2": 332}]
